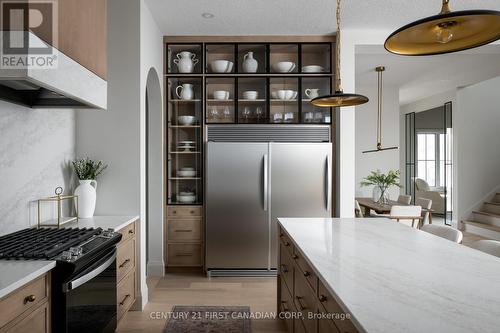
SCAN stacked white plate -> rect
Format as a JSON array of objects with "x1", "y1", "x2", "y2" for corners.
[
  {"x1": 177, "y1": 141, "x2": 196, "y2": 151},
  {"x1": 178, "y1": 167, "x2": 196, "y2": 177}
]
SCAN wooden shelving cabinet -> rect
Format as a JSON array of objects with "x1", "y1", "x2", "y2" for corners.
[{"x1": 164, "y1": 36, "x2": 337, "y2": 270}]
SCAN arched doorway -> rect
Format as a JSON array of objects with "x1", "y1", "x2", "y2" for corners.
[{"x1": 145, "y1": 67, "x2": 164, "y2": 276}]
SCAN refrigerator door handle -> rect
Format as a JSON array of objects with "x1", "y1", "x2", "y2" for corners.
[
  {"x1": 326, "y1": 155, "x2": 332, "y2": 212},
  {"x1": 263, "y1": 154, "x2": 269, "y2": 211}
]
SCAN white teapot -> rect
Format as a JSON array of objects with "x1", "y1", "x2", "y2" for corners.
[{"x1": 173, "y1": 51, "x2": 199, "y2": 73}]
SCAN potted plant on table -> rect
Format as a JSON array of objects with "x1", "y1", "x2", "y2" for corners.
[
  {"x1": 72, "y1": 158, "x2": 108, "y2": 218},
  {"x1": 361, "y1": 169, "x2": 401, "y2": 204}
]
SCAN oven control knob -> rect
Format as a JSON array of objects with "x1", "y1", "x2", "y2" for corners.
[
  {"x1": 101, "y1": 229, "x2": 114, "y2": 238},
  {"x1": 61, "y1": 251, "x2": 73, "y2": 261},
  {"x1": 69, "y1": 246, "x2": 83, "y2": 256}
]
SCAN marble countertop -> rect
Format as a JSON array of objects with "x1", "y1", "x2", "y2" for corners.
[
  {"x1": 59, "y1": 215, "x2": 139, "y2": 231},
  {"x1": 0, "y1": 261, "x2": 56, "y2": 299},
  {"x1": 0, "y1": 215, "x2": 138, "y2": 300},
  {"x1": 278, "y1": 218, "x2": 500, "y2": 333}
]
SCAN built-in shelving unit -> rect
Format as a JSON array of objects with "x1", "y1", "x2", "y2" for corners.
[{"x1": 164, "y1": 36, "x2": 337, "y2": 270}]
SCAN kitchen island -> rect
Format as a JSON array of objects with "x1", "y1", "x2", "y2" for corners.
[{"x1": 278, "y1": 217, "x2": 500, "y2": 333}]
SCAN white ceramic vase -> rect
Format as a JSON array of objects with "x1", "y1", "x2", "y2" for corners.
[
  {"x1": 74, "y1": 180, "x2": 97, "y2": 218},
  {"x1": 242, "y1": 52, "x2": 258, "y2": 73}
]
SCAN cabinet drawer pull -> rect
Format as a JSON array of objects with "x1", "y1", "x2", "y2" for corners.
[
  {"x1": 175, "y1": 229, "x2": 193, "y2": 233},
  {"x1": 303, "y1": 270, "x2": 311, "y2": 277},
  {"x1": 319, "y1": 294, "x2": 327, "y2": 302},
  {"x1": 292, "y1": 254, "x2": 298, "y2": 260},
  {"x1": 295, "y1": 296, "x2": 306, "y2": 311},
  {"x1": 119, "y1": 294, "x2": 131, "y2": 306},
  {"x1": 280, "y1": 264, "x2": 288, "y2": 273},
  {"x1": 24, "y1": 295, "x2": 36, "y2": 304},
  {"x1": 128, "y1": 229, "x2": 134, "y2": 234},
  {"x1": 176, "y1": 252, "x2": 193, "y2": 257},
  {"x1": 284, "y1": 241, "x2": 290, "y2": 246},
  {"x1": 119, "y1": 258, "x2": 131, "y2": 268},
  {"x1": 172, "y1": 210, "x2": 177, "y2": 214},
  {"x1": 190, "y1": 210, "x2": 195, "y2": 214}
]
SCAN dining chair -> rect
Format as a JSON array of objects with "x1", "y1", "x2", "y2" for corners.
[
  {"x1": 355, "y1": 200, "x2": 364, "y2": 218},
  {"x1": 397, "y1": 194, "x2": 412, "y2": 205},
  {"x1": 469, "y1": 240, "x2": 500, "y2": 258},
  {"x1": 389, "y1": 205, "x2": 422, "y2": 228},
  {"x1": 415, "y1": 197, "x2": 432, "y2": 228},
  {"x1": 420, "y1": 224, "x2": 463, "y2": 243}
]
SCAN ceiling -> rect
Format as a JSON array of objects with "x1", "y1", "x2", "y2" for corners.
[
  {"x1": 145, "y1": 0, "x2": 500, "y2": 35},
  {"x1": 356, "y1": 45, "x2": 500, "y2": 105}
]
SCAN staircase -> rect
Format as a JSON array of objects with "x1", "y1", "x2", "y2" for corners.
[{"x1": 462, "y1": 193, "x2": 500, "y2": 240}]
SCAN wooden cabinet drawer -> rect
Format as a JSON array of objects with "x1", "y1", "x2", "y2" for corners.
[
  {"x1": 280, "y1": 278, "x2": 294, "y2": 333},
  {"x1": 294, "y1": 271, "x2": 317, "y2": 333},
  {"x1": 318, "y1": 281, "x2": 358, "y2": 333},
  {"x1": 118, "y1": 221, "x2": 136, "y2": 245},
  {"x1": 2, "y1": 301, "x2": 50, "y2": 333},
  {"x1": 279, "y1": 244, "x2": 294, "y2": 294},
  {"x1": 167, "y1": 243, "x2": 202, "y2": 266},
  {"x1": 168, "y1": 206, "x2": 202, "y2": 218},
  {"x1": 318, "y1": 308, "x2": 341, "y2": 333},
  {"x1": 168, "y1": 219, "x2": 201, "y2": 241},
  {"x1": 117, "y1": 270, "x2": 135, "y2": 321},
  {"x1": 0, "y1": 274, "x2": 49, "y2": 328},
  {"x1": 293, "y1": 250, "x2": 317, "y2": 294},
  {"x1": 117, "y1": 238, "x2": 136, "y2": 283}
]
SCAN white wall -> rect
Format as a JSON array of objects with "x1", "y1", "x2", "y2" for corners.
[
  {"x1": 355, "y1": 83, "x2": 400, "y2": 199},
  {"x1": 0, "y1": 104, "x2": 75, "y2": 235},
  {"x1": 140, "y1": 1, "x2": 164, "y2": 277},
  {"x1": 455, "y1": 76, "x2": 500, "y2": 223}
]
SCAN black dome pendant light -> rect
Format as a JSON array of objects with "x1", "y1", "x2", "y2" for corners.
[
  {"x1": 385, "y1": 0, "x2": 500, "y2": 56},
  {"x1": 363, "y1": 66, "x2": 398, "y2": 154},
  {"x1": 311, "y1": 0, "x2": 369, "y2": 108}
]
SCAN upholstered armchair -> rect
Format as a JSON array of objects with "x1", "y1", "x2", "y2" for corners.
[{"x1": 415, "y1": 178, "x2": 445, "y2": 214}]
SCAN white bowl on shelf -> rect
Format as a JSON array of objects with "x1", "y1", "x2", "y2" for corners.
[
  {"x1": 213, "y1": 90, "x2": 230, "y2": 100},
  {"x1": 242, "y1": 91, "x2": 258, "y2": 100},
  {"x1": 178, "y1": 116, "x2": 197, "y2": 125},
  {"x1": 272, "y1": 61, "x2": 296, "y2": 73},
  {"x1": 177, "y1": 193, "x2": 196, "y2": 203},
  {"x1": 302, "y1": 65, "x2": 325, "y2": 73},
  {"x1": 276, "y1": 90, "x2": 297, "y2": 100},
  {"x1": 210, "y1": 60, "x2": 234, "y2": 73},
  {"x1": 178, "y1": 170, "x2": 197, "y2": 177}
]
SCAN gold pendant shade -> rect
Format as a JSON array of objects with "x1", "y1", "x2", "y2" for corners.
[
  {"x1": 311, "y1": 91, "x2": 369, "y2": 108},
  {"x1": 385, "y1": 1, "x2": 500, "y2": 56}
]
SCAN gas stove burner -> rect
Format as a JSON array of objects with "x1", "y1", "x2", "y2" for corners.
[{"x1": 0, "y1": 227, "x2": 103, "y2": 260}]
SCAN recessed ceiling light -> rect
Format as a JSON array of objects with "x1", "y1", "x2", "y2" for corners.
[{"x1": 202, "y1": 12, "x2": 214, "y2": 19}]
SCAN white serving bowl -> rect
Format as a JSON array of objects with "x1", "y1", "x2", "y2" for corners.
[
  {"x1": 178, "y1": 194, "x2": 196, "y2": 203},
  {"x1": 178, "y1": 116, "x2": 196, "y2": 125},
  {"x1": 276, "y1": 90, "x2": 297, "y2": 100},
  {"x1": 242, "y1": 91, "x2": 258, "y2": 100},
  {"x1": 272, "y1": 61, "x2": 296, "y2": 73},
  {"x1": 211, "y1": 60, "x2": 234, "y2": 73},
  {"x1": 302, "y1": 65, "x2": 325, "y2": 73},
  {"x1": 180, "y1": 167, "x2": 195, "y2": 171},
  {"x1": 178, "y1": 170, "x2": 196, "y2": 177},
  {"x1": 213, "y1": 90, "x2": 230, "y2": 100},
  {"x1": 271, "y1": 91, "x2": 278, "y2": 99}
]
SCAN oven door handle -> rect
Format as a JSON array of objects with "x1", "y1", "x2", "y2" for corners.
[{"x1": 64, "y1": 251, "x2": 116, "y2": 292}]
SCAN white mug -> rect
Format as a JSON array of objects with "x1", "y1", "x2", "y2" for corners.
[{"x1": 305, "y1": 88, "x2": 320, "y2": 99}]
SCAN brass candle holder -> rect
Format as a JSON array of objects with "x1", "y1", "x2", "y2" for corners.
[{"x1": 37, "y1": 187, "x2": 78, "y2": 228}]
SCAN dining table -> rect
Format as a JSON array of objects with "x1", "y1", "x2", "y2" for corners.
[{"x1": 356, "y1": 197, "x2": 434, "y2": 224}]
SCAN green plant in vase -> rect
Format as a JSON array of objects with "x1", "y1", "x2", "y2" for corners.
[
  {"x1": 361, "y1": 170, "x2": 401, "y2": 204},
  {"x1": 72, "y1": 158, "x2": 108, "y2": 218}
]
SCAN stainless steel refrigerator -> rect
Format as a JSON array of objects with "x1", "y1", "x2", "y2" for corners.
[{"x1": 206, "y1": 142, "x2": 332, "y2": 275}]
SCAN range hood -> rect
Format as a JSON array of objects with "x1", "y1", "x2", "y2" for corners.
[{"x1": 0, "y1": 32, "x2": 107, "y2": 109}]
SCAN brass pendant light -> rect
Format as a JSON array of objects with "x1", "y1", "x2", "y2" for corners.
[
  {"x1": 385, "y1": 0, "x2": 500, "y2": 56},
  {"x1": 311, "y1": 0, "x2": 369, "y2": 108},
  {"x1": 363, "y1": 66, "x2": 398, "y2": 154}
]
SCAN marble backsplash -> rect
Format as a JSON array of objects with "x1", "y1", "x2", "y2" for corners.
[{"x1": 0, "y1": 101, "x2": 75, "y2": 236}]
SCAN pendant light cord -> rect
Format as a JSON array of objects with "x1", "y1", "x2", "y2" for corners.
[
  {"x1": 377, "y1": 69, "x2": 383, "y2": 148},
  {"x1": 335, "y1": 0, "x2": 342, "y2": 92}
]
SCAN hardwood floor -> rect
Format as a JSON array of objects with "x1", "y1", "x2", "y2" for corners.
[{"x1": 117, "y1": 273, "x2": 287, "y2": 333}]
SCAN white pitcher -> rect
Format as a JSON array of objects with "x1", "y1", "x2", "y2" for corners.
[
  {"x1": 242, "y1": 52, "x2": 258, "y2": 73},
  {"x1": 305, "y1": 88, "x2": 320, "y2": 99},
  {"x1": 176, "y1": 83, "x2": 194, "y2": 100},
  {"x1": 74, "y1": 180, "x2": 97, "y2": 218},
  {"x1": 173, "y1": 51, "x2": 199, "y2": 73}
]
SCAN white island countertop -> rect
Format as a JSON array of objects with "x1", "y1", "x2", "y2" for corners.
[
  {"x1": 0, "y1": 215, "x2": 138, "y2": 299},
  {"x1": 278, "y1": 218, "x2": 500, "y2": 333}
]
